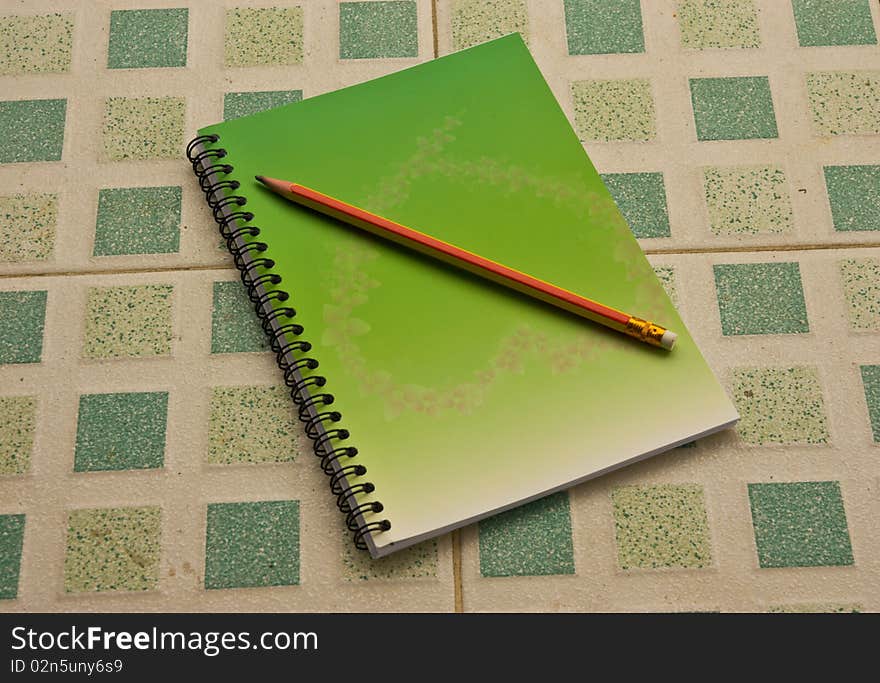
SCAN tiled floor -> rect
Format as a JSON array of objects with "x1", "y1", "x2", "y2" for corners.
[{"x1": 0, "y1": 1, "x2": 878, "y2": 612}]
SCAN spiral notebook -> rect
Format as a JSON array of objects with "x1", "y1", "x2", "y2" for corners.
[{"x1": 187, "y1": 34, "x2": 738, "y2": 558}]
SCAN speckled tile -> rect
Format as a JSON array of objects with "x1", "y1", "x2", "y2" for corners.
[
  {"x1": 340, "y1": 1, "x2": 418, "y2": 59},
  {"x1": 768, "y1": 603, "x2": 861, "y2": 613},
  {"x1": 74, "y1": 392, "x2": 168, "y2": 472},
  {"x1": 748, "y1": 481, "x2": 853, "y2": 568},
  {"x1": 713, "y1": 262, "x2": 808, "y2": 335},
  {"x1": 730, "y1": 366, "x2": 829, "y2": 445},
  {"x1": 792, "y1": 0, "x2": 877, "y2": 47},
  {"x1": 342, "y1": 534, "x2": 438, "y2": 580},
  {"x1": 479, "y1": 492, "x2": 575, "y2": 577},
  {"x1": 0, "y1": 99, "x2": 66, "y2": 164},
  {"x1": 94, "y1": 186, "x2": 181, "y2": 256},
  {"x1": 208, "y1": 385, "x2": 299, "y2": 465},
  {"x1": 703, "y1": 166, "x2": 793, "y2": 235},
  {"x1": 840, "y1": 258, "x2": 880, "y2": 330},
  {"x1": 689, "y1": 77, "x2": 777, "y2": 141},
  {"x1": 205, "y1": 500, "x2": 300, "y2": 589},
  {"x1": 824, "y1": 165, "x2": 880, "y2": 232},
  {"x1": 652, "y1": 266, "x2": 680, "y2": 308},
  {"x1": 0, "y1": 396, "x2": 36, "y2": 476},
  {"x1": 64, "y1": 506, "x2": 162, "y2": 593},
  {"x1": 571, "y1": 79, "x2": 656, "y2": 142},
  {"x1": 82, "y1": 284, "x2": 173, "y2": 359},
  {"x1": 563, "y1": 0, "x2": 644, "y2": 55},
  {"x1": 223, "y1": 90, "x2": 303, "y2": 121},
  {"x1": 0, "y1": 290, "x2": 47, "y2": 364},
  {"x1": 0, "y1": 13, "x2": 73, "y2": 75},
  {"x1": 450, "y1": 0, "x2": 529, "y2": 51},
  {"x1": 101, "y1": 97, "x2": 185, "y2": 161},
  {"x1": 107, "y1": 8, "x2": 189, "y2": 69},
  {"x1": 211, "y1": 280, "x2": 269, "y2": 354},
  {"x1": 806, "y1": 71, "x2": 880, "y2": 136},
  {"x1": 3, "y1": 0, "x2": 879, "y2": 614},
  {"x1": 0, "y1": 193, "x2": 57, "y2": 263},
  {"x1": 612, "y1": 484, "x2": 712, "y2": 570},
  {"x1": 602, "y1": 172, "x2": 670, "y2": 238},
  {"x1": 1, "y1": 270, "x2": 461, "y2": 611},
  {"x1": 677, "y1": 0, "x2": 761, "y2": 49},
  {"x1": 0, "y1": 514, "x2": 25, "y2": 599},
  {"x1": 859, "y1": 365, "x2": 880, "y2": 442},
  {"x1": 224, "y1": 7, "x2": 303, "y2": 68}
]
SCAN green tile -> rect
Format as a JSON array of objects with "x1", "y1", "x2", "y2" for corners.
[
  {"x1": 571, "y1": 79, "x2": 656, "y2": 142},
  {"x1": 703, "y1": 166, "x2": 793, "y2": 235},
  {"x1": 64, "y1": 506, "x2": 161, "y2": 592},
  {"x1": 748, "y1": 481, "x2": 853, "y2": 568},
  {"x1": 83, "y1": 285, "x2": 173, "y2": 359},
  {"x1": 108, "y1": 8, "x2": 189, "y2": 69},
  {"x1": 678, "y1": 0, "x2": 761, "y2": 49},
  {"x1": 824, "y1": 165, "x2": 880, "y2": 232},
  {"x1": 451, "y1": 0, "x2": 529, "y2": 51},
  {"x1": 689, "y1": 77, "x2": 778, "y2": 140},
  {"x1": 806, "y1": 71, "x2": 880, "y2": 136},
  {"x1": 211, "y1": 281, "x2": 269, "y2": 354},
  {"x1": 75, "y1": 392, "x2": 168, "y2": 472},
  {"x1": 0, "y1": 290, "x2": 47, "y2": 364},
  {"x1": 859, "y1": 365, "x2": 880, "y2": 442},
  {"x1": 0, "y1": 99, "x2": 66, "y2": 163},
  {"x1": 792, "y1": 0, "x2": 877, "y2": 47},
  {"x1": 840, "y1": 258, "x2": 880, "y2": 330},
  {"x1": 223, "y1": 90, "x2": 303, "y2": 121},
  {"x1": 0, "y1": 193, "x2": 57, "y2": 263},
  {"x1": 208, "y1": 385, "x2": 300, "y2": 465},
  {"x1": 479, "y1": 492, "x2": 575, "y2": 577},
  {"x1": 730, "y1": 366, "x2": 829, "y2": 445},
  {"x1": 713, "y1": 262, "x2": 809, "y2": 335},
  {"x1": 340, "y1": 1, "x2": 418, "y2": 59},
  {"x1": 343, "y1": 535, "x2": 438, "y2": 580},
  {"x1": 602, "y1": 172, "x2": 670, "y2": 238},
  {"x1": 224, "y1": 7, "x2": 303, "y2": 67},
  {"x1": 205, "y1": 500, "x2": 300, "y2": 589},
  {"x1": 612, "y1": 484, "x2": 712, "y2": 570},
  {"x1": 102, "y1": 97, "x2": 185, "y2": 161},
  {"x1": 0, "y1": 13, "x2": 74, "y2": 74},
  {"x1": 0, "y1": 396, "x2": 36, "y2": 476},
  {"x1": 0, "y1": 514, "x2": 25, "y2": 599},
  {"x1": 94, "y1": 186, "x2": 181, "y2": 256},
  {"x1": 653, "y1": 266, "x2": 680, "y2": 308},
  {"x1": 563, "y1": 0, "x2": 644, "y2": 55}
]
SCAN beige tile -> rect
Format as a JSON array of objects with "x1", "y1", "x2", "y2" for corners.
[
  {"x1": 0, "y1": 270, "x2": 454, "y2": 612},
  {"x1": 2, "y1": 0, "x2": 880, "y2": 614},
  {"x1": 458, "y1": 247, "x2": 880, "y2": 611}
]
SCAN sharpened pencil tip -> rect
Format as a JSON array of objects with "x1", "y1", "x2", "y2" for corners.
[{"x1": 255, "y1": 175, "x2": 266, "y2": 184}]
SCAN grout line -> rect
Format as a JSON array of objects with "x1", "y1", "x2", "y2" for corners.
[
  {"x1": 3, "y1": 241, "x2": 879, "y2": 281},
  {"x1": 0, "y1": 263, "x2": 234, "y2": 281},
  {"x1": 430, "y1": 0, "x2": 440, "y2": 59},
  {"x1": 435, "y1": 2, "x2": 457, "y2": 606},
  {"x1": 452, "y1": 529, "x2": 463, "y2": 613},
  {"x1": 642, "y1": 242, "x2": 880, "y2": 256}
]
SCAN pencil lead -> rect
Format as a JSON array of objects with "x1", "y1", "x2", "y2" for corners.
[{"x1": 255, "y1": 175, "x2": 266, "y2": 184}]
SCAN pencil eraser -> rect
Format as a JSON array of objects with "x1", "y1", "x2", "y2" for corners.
[{"x1": 660, "y1": 330, "x2": 677, "y2": 350}]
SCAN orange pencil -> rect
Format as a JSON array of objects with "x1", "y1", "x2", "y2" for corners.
[{"x1": 255, "y1": 175, "x2": 676, "y2": 350}]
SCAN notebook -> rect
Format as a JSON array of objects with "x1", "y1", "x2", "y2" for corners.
[{"x1": 186, "y1": 34, "x2": 738, "y2": 558}]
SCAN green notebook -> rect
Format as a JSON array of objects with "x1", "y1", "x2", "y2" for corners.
[{"x1": 188, "y1": 34, "x2": 737, "y2": 558}]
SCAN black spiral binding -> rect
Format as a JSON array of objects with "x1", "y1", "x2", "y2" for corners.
[{"x1": 186, "y1": 134, "x2": 391, "y2": 551}]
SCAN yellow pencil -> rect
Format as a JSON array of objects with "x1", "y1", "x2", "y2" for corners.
[{"x1": 255, "y1": 175, "x2": 677, "y2": 350}]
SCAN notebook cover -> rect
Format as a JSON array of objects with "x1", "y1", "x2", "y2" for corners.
[{"x1": 195, "y1": 35, "x2": 738, "y2": 557}]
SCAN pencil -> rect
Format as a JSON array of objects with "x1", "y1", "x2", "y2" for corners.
[{"x1": 254, "y1": 175, "x2": 677, "y2": 350}]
